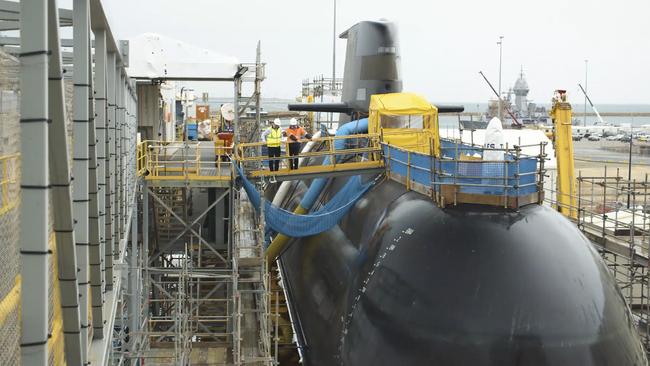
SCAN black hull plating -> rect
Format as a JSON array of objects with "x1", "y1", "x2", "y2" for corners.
[{"x1": 279, "y1": 180, "x2": 647, "y2": 365}]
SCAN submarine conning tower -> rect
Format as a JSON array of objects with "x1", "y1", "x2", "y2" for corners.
[{"x1": 339, "y1": 20, "x2": 403, "y2": 120}]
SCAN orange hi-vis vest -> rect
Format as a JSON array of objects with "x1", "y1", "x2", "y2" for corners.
[{"x1": 285, "y1": 126, "x2": 306, "y2": 141}]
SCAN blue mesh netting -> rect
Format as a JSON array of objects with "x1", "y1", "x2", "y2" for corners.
[{"x1": 237, "y1": 165, "x2": 374, "y2": 238}]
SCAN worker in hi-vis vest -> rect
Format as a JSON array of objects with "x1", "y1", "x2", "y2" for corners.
[
  {"x1": 284, "y1": 118, "x2": 312, "y2": 170},
  {"x1": 262, "y1": 118, "x2": 283, "y2": 174}
]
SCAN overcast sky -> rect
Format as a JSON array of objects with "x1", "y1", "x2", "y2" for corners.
[{"x1": 101, "y1": 0, "x2": 650, "y2": 104}]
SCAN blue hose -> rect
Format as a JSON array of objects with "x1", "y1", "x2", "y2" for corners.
[{"x1": 300, "y1": 118, "x2": 369, "y2": 210}]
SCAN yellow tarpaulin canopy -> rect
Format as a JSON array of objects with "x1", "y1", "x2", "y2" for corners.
[
  {"x1": 369, "y1": 92, "x2": 438, "y2": 116},
  {"x1": 369, "y1": 93, "x2": 440, "y2": 156}
]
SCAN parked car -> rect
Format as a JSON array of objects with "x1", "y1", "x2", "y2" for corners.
[
  {"x1": 605, "y1": 135, "x2": 620, "y2": 141},
  {"x1": 638, "y1": 135, "x2": 650, "y2": 142},
  {"x1": 620, "y1": 135, "x2": 632, "y2": 143},
  {"x1": 588, "y1": 135, "x2": 601, "y2": 141},
  {"x1": 572, "y1": 134, "x2": 583, "y2": 141}
]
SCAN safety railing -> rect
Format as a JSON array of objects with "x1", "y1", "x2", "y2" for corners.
[
  {"x1": 543, "y1": 171, "x2": 650, "y2": 350},
  {"x1": 0, "y1": 153, "x2": 19, "y2": 216},
  {"x1": 383, "y1": 138, "x2": 547, "y2": 208},
  {"x1": 235, "y1": 134, "x2": 384, "y2": 177},
  {"x1": 136, "y1": 140, "x2": 232, "y2": 182}
]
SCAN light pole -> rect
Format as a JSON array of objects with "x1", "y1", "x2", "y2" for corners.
[
  {"x1": 180, "y1": 86, "x2": 186, "y2": 141},
  {"x1": 584, "y1": 59, "x2": 588, "y2": 126},
  {"x1": 497, "y1": 36, "x2": 504, "y2": 120},
  {"x1": 627, "y1": 123, "x2": 633, "y2": 208},
  {"x1": 331, "y1": 0, "x2": 337, "y2": 125},
  {"x1": 332, "y1": 0, "x2": 336, "y2": 89}
]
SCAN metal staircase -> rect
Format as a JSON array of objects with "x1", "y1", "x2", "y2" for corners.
[{"x1": 152, "y1": 187, "x2": 191, "y2": 250}]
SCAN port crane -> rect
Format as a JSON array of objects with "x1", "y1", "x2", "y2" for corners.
[{"x1": 578, "y1": 83, "x2": 606, "y2": 125}]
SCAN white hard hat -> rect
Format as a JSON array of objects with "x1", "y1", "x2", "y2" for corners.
[
  {"x1": 272, "y1": 118, "x2": 281, "y2": 125},
  {"x1": 289, "y1": 118, "x2": 298, "y2": 126}
]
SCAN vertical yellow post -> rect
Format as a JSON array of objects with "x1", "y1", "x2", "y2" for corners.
[
  {"x1": 307, "y1": 95, "x2": 314, "y2": 133},
  {"x1": 550, "y1": 90, "x2": 577, "y2": 219}
]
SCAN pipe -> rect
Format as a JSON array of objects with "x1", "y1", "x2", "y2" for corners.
[{"x1": 266, "y1": 119, "x2": 368, "y2": 264}]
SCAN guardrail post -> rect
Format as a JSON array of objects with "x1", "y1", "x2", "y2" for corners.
[
  {"x1": 406, "y1": 151, "x2": 411, "y2": 191},
  {"x1": 538, "y1": 142, "x2": 545, "y2": 204},
  {"x1": 195, "y1": 142, "x2": 201, "y2": 177},
  {"x1": 515, "y1": 146, "x2": 521, "y2": 201},
  {"x1": 577, "y1": 171, "x2": 583, "y2": 229},
  {"x1": 602, "y1": 166, "x2": 608, "y2": 239},
  {"x1": 503, "y1": 143, "x2": 509, "y2": 208},
  {"x1": 385, "y1": 144, "x2": 391, "y2": 180}
]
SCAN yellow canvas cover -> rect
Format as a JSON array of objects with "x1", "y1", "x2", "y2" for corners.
[{"x1": 369, "y1": 93, "x2": 440, "y2": 156}]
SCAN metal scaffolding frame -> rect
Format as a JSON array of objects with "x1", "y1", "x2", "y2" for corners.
[
  {"x1": 546, "y1": 168, "x2": 650, "y2": 354},
  {"x1": 13, "y1": 2, "x2": 650, "y2": 363},
  {"x1": 125, "y1": 42, "x2": 273, "y2": 365}
]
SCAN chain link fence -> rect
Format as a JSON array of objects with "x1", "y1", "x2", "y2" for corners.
[
  {"x1": 0, "y1": 48, "x2": 22, "y2": 366},
  {"x1": 0, "y1": 46, "x2": 73, "y2": 365}
]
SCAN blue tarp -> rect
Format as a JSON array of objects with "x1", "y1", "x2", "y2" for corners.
[{"x1": 384, "y1": 142, "x2": 538, "y2": 196}]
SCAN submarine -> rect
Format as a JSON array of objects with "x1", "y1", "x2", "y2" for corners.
[{"x1": 279, "y1": 20, "x2": 648, "y2": 365}]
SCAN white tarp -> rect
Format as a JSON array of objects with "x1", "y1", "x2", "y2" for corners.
[
  {"x1": 127, "y1": 33, "x2": 239, "y2": 80},
  {"x1": 483, "y1": 117, "x2": 505, "y2": 161}
]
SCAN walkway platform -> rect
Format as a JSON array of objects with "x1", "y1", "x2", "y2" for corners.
[{"x1": 246, "y1": 160, "x2": 384, "y2": 182}]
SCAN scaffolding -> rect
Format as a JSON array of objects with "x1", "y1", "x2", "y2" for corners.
[
  {"x1": 5, "y1": 1, "x2": 650, "y2": 364},
  {"x1": 130, "y1": 41, "x2": 274, "y2": 365},
  {"x1": 546, "y1": 168, "x2": 650, "y2": 351},
  {"x1": 300, "y1": 76, "x2": 343, "y2": 130}
]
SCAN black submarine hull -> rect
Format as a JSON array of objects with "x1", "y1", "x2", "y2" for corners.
[{"x1": 279, "y1": 179, "x2": 647, "y2": 365}]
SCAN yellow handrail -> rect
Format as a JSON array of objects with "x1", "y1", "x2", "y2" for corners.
[
  {"x1": 136, "y1": 140, "x2": 233, "y2": 181},
  {"x1": 235, "y1": 134, "x2": 381, "y2": 166}
]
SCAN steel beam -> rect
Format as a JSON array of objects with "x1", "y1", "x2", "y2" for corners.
[
  {"x1": 142, "y1": 180, "x2": 150, "y2": 349},
  {"x1": 0, "y1": 0, "x2": 72, "y2": 24},
  {"x1": 47, "y1": 0, "x2": 83, "y2": 364},
  {"x1": 94, "y1": 29, "x2": 107, "y2": 301},
  {"x1": 0, "y1": 35, "x2": 81, "y2": 48},
  {"x1": 105, "y1": 51, "x2": 116, "y2": 290},
  {"x1": 147, "y1": 188, "x2": 228, "y2": 264},
  {"x1": 150, "y1": 189, "x2": 230, "y2": 260},
  {"x1": 87, "y1": 25, "x2": 105, "y2": 339},
  {"x1": 19, "y1": 0, "x2": 49, "y2": 364},
  {"x1": 128, "y1": 197, "x2": 140, "y2": 353},
  {"x1": 116, "y1": 71, "x2": 124, "y2": 246},
  {"x1": 72, "y1": 0, "x2": 91, "y2": 360}
]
